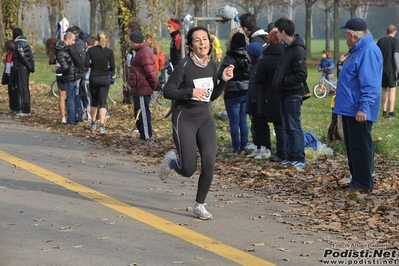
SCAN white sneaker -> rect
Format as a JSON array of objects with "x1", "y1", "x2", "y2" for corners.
[
  {"x1": 61, "y1": 117, "x2": 67, "y2": 124},
  {"x1": 246, "y1": 142, "x2": 256, "y2": 150},
  {"x1": 254, "y1": 147, "x2": 271, "y2": 160},
  {"x1": 159, "y1": 151, "x2": 177, "y2": 181},
  {"x1": 246, "y1": 147, "x2": 259, "y2": 158},
  {"x1": 16, "y1": 112, "x2": 31, "y2": 117},
  {"x1": 193, "y1": 202, "x2": 213, "y2": 220}
]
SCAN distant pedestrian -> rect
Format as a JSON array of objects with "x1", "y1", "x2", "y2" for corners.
[
  {"x1": 376, "y1": 24, "x2": 399, "y2": 119},
  {"x1": 128, "y1": 30, "x2": 158, "y2": 141},
  {"x1": 13, "y1": 28, "x2": 35, "y2": 117},
  {"x1": 334, "y1": 18, "x2": 382, "y2": 193},
  {"x1": 218, "y1": 30, "x2": 250, "y2": 154},
  {"x1": 272, "y1": 17, "x2": 307, "y2": 169},
  {"x1": 2, "y1": 40, "x2": 20, "y2": 114},
  {"x1": 167, "y1": 18, "x2": 182, "y2": 67},
  {"x1": 84, "y1": 30, "x2": 115, "y2": 134},
  {"x1": 317, "y1": 50, "x2": 335, "y2": 95}
]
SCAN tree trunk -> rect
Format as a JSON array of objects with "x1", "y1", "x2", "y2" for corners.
[
  {"x1": 90, "y1": 0, "x2": 99, "y2": 35},
  {"x1": 305, "y1": 3, "x2": 312, "y2": 58},
  {"x1": 325, "y1": 6, "x2": 330, "y2": 52},
  {"x1": 333, "y1": 0, "x2": 340, "y2": 61}
]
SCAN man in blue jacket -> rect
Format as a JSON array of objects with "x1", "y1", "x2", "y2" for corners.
[{"x1": 334, "y1": 18, "x2": 383, "y2": 193}]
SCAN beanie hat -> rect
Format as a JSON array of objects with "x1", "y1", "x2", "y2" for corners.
[
  {"x1": 12, "y1": 28, "x2": 23, "y2": 40},
  {"x1": 129, "y1": 30, "x2": 144, "y2": 43},
  {"x1": 230, "y1": 32, "x2": 247, "y2": 49},
  {"x1": 246, "y1": 42, "x2": 262, "y2": 62}
]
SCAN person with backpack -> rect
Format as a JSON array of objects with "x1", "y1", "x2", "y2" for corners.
[{"x1": 84, "y1": 30, "x2": 115, "y2": 134}]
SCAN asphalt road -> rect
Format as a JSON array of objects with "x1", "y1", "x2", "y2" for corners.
[{"x1": 0, "y1": 119, "x2": 335, "y2": 266}]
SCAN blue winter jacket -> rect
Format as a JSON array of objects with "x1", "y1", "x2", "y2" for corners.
[
  {"x1": 333, "y1": 34, "x2": 382, "y2": 123},
  {"x1": 317, "y1": 58, "x2": 334, "y2": 75}
]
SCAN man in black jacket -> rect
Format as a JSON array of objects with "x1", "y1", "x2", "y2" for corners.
[
  {"x1": 55, "y1": 31, "x2": 78, "y2": 125},
  {"x1": 13, "y1": 28, "x2": 35, "y2": 116},
  {"x1": 272, "y1": 17, "x2": 307, "y2": 168}
]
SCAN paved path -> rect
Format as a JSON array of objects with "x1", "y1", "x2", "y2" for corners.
[{"x1": 0, "y1": 119, "x2": 334, "y2": 266}]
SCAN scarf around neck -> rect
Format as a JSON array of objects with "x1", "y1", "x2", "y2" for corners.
[{"x1": 189, "y1": 51, "x2": 210, "y2": 68}]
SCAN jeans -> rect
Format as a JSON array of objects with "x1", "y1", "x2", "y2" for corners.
[
  {"x1": 280, "y1": 94, "x2": 305, "y2": 162},
  {"x1": 273, "y1": 121, "x2": 287, "y2": 160},
  {"x1": 224, "y1": 95, "x2": 248, "y2": 152},
  {"x1": 65, "y1": 81, "x2": 76, "y2": 124}
]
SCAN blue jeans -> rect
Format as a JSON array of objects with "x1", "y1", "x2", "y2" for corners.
[
  {"x1": 280, "y1": 94, "x2": 305, "y2": 162},
  {"x1": 65, "y1": 81, "x2": 76, "y2": 124},
  {"x1": 224, "y1": 95, "x2": 248, "y2": 152},
  {"x1": 273, "y1": 121, "x2": 287, "y2": 160}
]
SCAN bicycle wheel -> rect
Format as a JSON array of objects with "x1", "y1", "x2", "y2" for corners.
[
  {"x1": 108, "y1": 83, "x2": 122, "y2": 104},
  {"x1": 51, "y1": 80, "x2": 59, "y2": 98},
  {"x1": 313, "y1": 84, "x2": 327, "y2": 98}
]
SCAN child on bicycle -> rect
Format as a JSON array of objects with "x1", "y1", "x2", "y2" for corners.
[{"x1": 318, "y1": 50, "x2": 335, "y2": 95}]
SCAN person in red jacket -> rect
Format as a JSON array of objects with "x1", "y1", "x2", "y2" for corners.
[{"x1": 128, "y1": 30, "x2": 158, "y2": 141}]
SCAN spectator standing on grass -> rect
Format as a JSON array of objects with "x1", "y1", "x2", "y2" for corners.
[
  {"x1": 317, "y1": 50, "x2": 335, "y2": 95},
  {"x1": 218, "y1": 30, "x2": 250, "y2": 154},
  {"x1": 128, "y1": 30, "x2": 157, "y2": 141},
  {"x1": 210, "y1": 31, "x2": 223, "y2": 66},
  {"x1": 84, "y1": 30, "x2": 115, "y2": 134},
  {"x1": 245, "y1": 42, "x2": 271, "y2": 160},
  {"x1": 334, "y1": 18, "x2": 382, "y2": 193},
  {"x1": 239, "y1": 12, "x2": 271, "y2": 152},
  {"x1": 159, "y1": 26, "x2": 234, "y2": 220},
  {"x1": 255, "y1": 30, "x2": 287, "y2": 163},
  {"x1": 45, "y1": 37, "x2": 67, "y2": 124},
  {"x1": 167, "y1": 18, "x2": 182, "y2": 67},
  {"x1": 55, "y1": 31, "x2": 77, "y2": 125},
  {"x1": 376, "y1": 24, "x2": 399, "y2": 119},
  {"x1": 2, "y1": 40, "x2": 20, "y2": 114},
  {"x1": 272, "y1": 17, "x2": 307, "y2": 169},
  {"x1": 13, "y1": 28, "x2": 34, "y2": 117}
]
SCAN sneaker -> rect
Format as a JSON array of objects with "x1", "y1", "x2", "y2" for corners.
[
  {"x1": 342, "y1": 171, "x2": 376, "y2": 184},
  {"x1": 61, "y1": 117, "x2": 67, "y2": 124},
  {"x1": 159, "y1": 151, "x2": 177, "y2": 181},
  {"x1": 193, "y1": 202, "x2": 213, "y2": 220},
  {"x1": 16, "y1": 112, "x2": 31, "y2": 117},
  {"x1": 254, "y1": 147, "x2": 271, "y2": 160},
  {"x1": 90, "y1": 122, "x2": 96, "y2": 131},
  {"x1": 269, "y1": 156, "x2": 283, "y2": 162},
  {"x1": 246, "y1": 148, "x2": 259, "y2": 158},
  {"x1": 246, "y1": 142, "x2": 256, "y2": 150},
  {"x1": 291, "y1": 161, "x2": 306, "y2": 168},
  {"x1": 382, "y1": 111, "x2": 387, "y2": 118},
  {"x1": 281, "y1": 159, "x2": 292, "y2": 166},
  {"x1": 99, "y1": 125, "x2": 107, "y2": 134},
  {"x1": 388, "y1": 112, "x2": 396, "y2": 119}
]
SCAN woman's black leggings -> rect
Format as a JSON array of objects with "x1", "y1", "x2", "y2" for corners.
[
  {"x1": 170, "y1": 104, "x2": 217, "y2": 204},
  {"x1": 89, "y1": 76, "x2": 110, "y2": 108}
]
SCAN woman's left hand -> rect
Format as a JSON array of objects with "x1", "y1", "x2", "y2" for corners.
[{"x1": 222, "y1": 65, "x2": 234, "y2": 82}]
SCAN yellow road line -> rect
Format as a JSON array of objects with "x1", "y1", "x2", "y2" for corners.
[{"x1": 0, "y1": 150, "x2": 276, "y2": 266}]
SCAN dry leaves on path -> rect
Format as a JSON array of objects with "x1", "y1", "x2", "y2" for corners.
[{"x1": 1, "y1": 84, "x2": 398, "y2": 248}]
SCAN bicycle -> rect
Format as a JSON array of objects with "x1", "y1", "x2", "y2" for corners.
[
  {"x1": 313, "y1": 74, "x2": 337, "y2": 99},
  {"x1": 154, "y1": 61, "x2": 174, "y2": 119},
  {"x1": 50, "y1": 79, "x2": 59, "y2": 98}
]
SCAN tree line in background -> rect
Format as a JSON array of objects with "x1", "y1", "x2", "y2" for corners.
[{"x1": 1, "y1": 0, "x2": 399, "y2": 63}]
